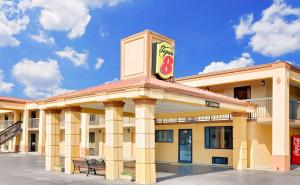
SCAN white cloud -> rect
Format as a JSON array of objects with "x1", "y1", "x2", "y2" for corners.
[
  {"x1": 201, "y1": 52, "x2": 254, "y2": 73},
  {"x1": 100, "y1": 29, "x2": 109, "y2": 38},
  {"x1": 234, "y1": 0, "x2": 300, "y2": 57},
  {"x1": 0, "y1": 69, "x2": 14, "y2": 93},
  {"x1": 30, "y1": 30, "x2": 55, "y2": 45},
  {"x1": 0, "y1": 1, "x2": 29, "y2": 46},
  {"x1": 104, "y1": 77, "x2": 118, "y2": 84},
  {"x1": 12, "y1": 59, "x2": 71, "y2": 98},
  {"x1": 21, "y1": 0, "x2": 129, "y2": 39},
  {"x1": 95, "y1": 57, "x2": 105, "y2": 70},
  {"x1": 234, "y1": 14, "x2": 253, "y2": 39},
  {"x1": 56, "y1": 47, "x2": 88, "y2": 67}
]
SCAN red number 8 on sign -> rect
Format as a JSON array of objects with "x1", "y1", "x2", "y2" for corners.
[{"x1": 161, "y1": 56, "x2": 174, "y2": 75}]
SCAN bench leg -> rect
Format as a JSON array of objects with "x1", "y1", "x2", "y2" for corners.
[
  {"x1": 94, "y1": 169, "x2": 96, "y2": 175},
  {"x1": 87, "y1": 168, "x2": 90, "y2": 177},
  {"x1": 72, "y1": 166, "x2": 75, "y2": 174}
]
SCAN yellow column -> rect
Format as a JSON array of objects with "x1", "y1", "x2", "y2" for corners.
[
  {"x1": 64, "y1": 107, "x2": 81, "y2": 174},
  {"x1": 45, "y1": 109, "x2": 61, "y2": 171},
  {"x1": 134, "y1": 98, "x2": 156, "y2": 185},
  {"x1": 38, "y1": 109, "x2": 46, "y2": 155},
  {"x1": 12, "y1": 111, "x2": 20, "y2": 152},
  {"x1": 21, "y1": 109, "x2": 29, "y2": 152},
  {"x1": 232, "y1": 112, "x2": 248, "y2": 170},
  {"x1": 80, "y1": 112, "x2": 89, "y2": 156},
  {"x1": 272, "y1": 65, "x2": 290, "y2": 171},
  {"x1": 104, "y1": 101, "x2": 124, "y2": 180}
]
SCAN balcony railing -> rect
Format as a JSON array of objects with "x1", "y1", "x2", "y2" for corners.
[
  {"x1": 245, "y1": 97, "x2": 272, "y2": 119},
  {"x1": 123, "y1": 117, "x2": 135, "y2": 127},
  {"x1": 0, "y1": 120, "x2": 13, "y2": 130},
  {"x1": 29, "y1": 118, "x2": 39, "y2": 129},
  {"x1": 90, "y1": 115, "x2": 105, "y2": 127}
]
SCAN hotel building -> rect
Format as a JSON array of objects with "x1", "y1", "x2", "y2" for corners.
[{"x1": 0, "y1": 30, "x2": 299, "y2": 184}]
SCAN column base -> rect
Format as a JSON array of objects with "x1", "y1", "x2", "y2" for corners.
[
  {"x1": 136, "y1": 163, "x2": 156, "y2": 184},
  {"x1": 45, "y1": 156, "x2": 60, "y2": 171},
  {"x1": 38, "y1": 146, "x2": 45, "y2": 155},
  {"x1": 21, "y1": 145, "x2": 28, "y2": 152},
  {"x1": 272, "y1": 155, "x2": 290, "y2": 171},
  {"x1": 14, "y1": 145, "x2": 20, "y2": 152},
  {"x1": 106, "y1": 161, "x2": 123, "y2": 180}
]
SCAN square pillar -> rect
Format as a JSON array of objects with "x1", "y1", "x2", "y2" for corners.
[
  {"x1": 38, "y1": 109, "x2": 46, "y2": 155},
  {"x1": 45, "y1": 109, "x2": 61, "y2": 171},
  {"x1": 272, "y1": 66, "x2": 290, "y2": 171},
  {"x1": 80, "y1": 112, "x2": 89, "y2": 156},
  {"x1": 12, "y1": 110, "x2": 21, "y2": 152},
  {"x1": 21, "y1": 109, "x2": 29, "y2": 152},
  {"x1": 104, "y1": 101, "x2": 125, "y2": 180},
  {"x1": 64, "y1": 107, "x2": 81, "y2": 174},
  {"x1": 232, "y1": 112, "x2": 248, "y2": 170},
  {"x1": 134, "y1": 98, "x2": 156, "y2": 185}
]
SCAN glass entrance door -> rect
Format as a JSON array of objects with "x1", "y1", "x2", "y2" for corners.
[{"x1": 178, "y1": 129, "x2": 192, "y2": 163}]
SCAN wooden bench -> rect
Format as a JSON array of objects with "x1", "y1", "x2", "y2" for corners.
[
  {"x1": 72, "y1": 160, "x2": 88, "y2": 174},
  {"x1": 86, "y1": 159, "x2": 106, "y2": 176}
]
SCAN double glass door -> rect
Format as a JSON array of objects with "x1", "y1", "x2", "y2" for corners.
[{"x1": 178, "y1": 129, "x2": 192, "y2": 163}]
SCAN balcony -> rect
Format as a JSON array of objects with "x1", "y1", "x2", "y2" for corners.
[
  {"x1": 123, "y1": 117, "x2": 135, "y2": 127},
  {"x1": 28, "y1": 118, "x2": 39, "y2": 129},
  {"x1": 90, "y1": 115, "x2": 105, "y2": 127},
  {"x1": 245, "y1": 98, "x2": 272, "y2": 120},
  {"x1": 0, "y1": 120, "x2": 13, "y2": 130}
]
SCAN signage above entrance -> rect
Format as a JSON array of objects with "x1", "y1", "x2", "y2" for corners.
[
  {"x1": 205, "y1": 100, "x2": 220, "y2": 108},
  {"x1": 152, "y1": 41, "x2": 175, "y2": 80}
]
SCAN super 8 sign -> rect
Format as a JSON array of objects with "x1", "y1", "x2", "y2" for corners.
[{"x1": 152, "y1": 41, "x2": 175, "y2": 80}]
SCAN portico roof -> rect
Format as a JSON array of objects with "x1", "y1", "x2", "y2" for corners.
[{"x1": 21, "y1": 76, "x2": 255, "y2": 117}]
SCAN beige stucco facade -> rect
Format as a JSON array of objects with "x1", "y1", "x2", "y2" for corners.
[{"x1": 1, "y1": 30, "x2": 300, "y2": 184}]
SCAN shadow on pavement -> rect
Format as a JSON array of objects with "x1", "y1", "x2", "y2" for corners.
[{"x1": 156, "y1": 162, "x2": 233, "y2": 182}]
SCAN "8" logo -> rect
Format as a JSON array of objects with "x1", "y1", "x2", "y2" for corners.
[{"x1": 161, "y1": 56, "x2": 174, "y2": 75}]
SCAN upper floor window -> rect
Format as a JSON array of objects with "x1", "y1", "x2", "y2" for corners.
[
  {"x1": 30, "y1": 111, "x2": 37, "y2": 118},
  {"x1": 234, "y1": 86, "x2": 251, "y2": 100}
]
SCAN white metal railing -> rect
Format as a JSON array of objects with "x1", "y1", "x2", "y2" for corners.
[
  {"x1": 0, "y1": 120, "x2": 13, "y2": 130},
  {"x1": 89, "y1": 115, "x2": 136, "y2": 127},
  {"x1": 90, "y1": 114, "x2": 105, "y2": 126},
  {"x1": 29, "y1": 118, "x2": 39, "y2": 128},
  {"x1": 123, "y1": 117, "x2": 135, "y2": 126},
  {"x1": 245, "y1": 97, "x2": 272, "y2": 119},
  {"x1": 156, "y1": 97, "x2": 274, "y2": 124}
]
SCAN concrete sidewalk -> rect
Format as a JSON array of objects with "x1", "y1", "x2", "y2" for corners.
[{"x1": 1, "y1": 153, "x2": 300, "y2": 185}]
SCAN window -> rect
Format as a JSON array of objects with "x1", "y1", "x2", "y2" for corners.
[
  {"x1": 89, "y1": 132, "x2": 95, "y2": 143},
  {"x1": 234, "y1": 86, "x2": 251, "y2": 100},
  {"x1": 155, "y1": 130, "x2": 173, "y2": 143},
  {"x1": 4, "y1": 114, "x2": 8, "y2": 120},
  {"x1": 212, "y1": 157, "x2": 228, "y2": 165},
  {"x1": 30, "y1": 111, "x2": 37, "y2": 118},
  {"x1": 205, "y1": 126, "x2": 233, "y2": 149}
]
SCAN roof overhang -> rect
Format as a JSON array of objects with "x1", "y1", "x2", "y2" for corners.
[{"x1": 24, "y1": 76, "x2": 256, "y2": 117}]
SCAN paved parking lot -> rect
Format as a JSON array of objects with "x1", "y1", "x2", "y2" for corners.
[{"x1": 0, "y1": 153, "x2": 300, "y2": 185}]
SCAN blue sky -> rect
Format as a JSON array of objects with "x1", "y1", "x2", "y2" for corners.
[{"x1": 0, "y1": 0, "x2": 300, "y2": 99}]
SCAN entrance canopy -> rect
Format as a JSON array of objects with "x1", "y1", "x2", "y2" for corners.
[{"x1": 19, "y1": 76, "x2": 256, "y2": 117}]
